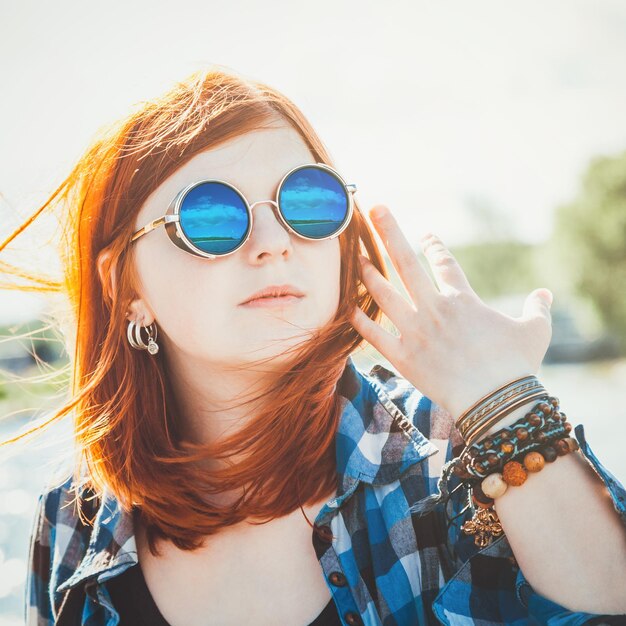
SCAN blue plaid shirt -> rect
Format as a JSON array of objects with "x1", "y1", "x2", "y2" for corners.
[{"x1": 25, "y1": 356, "x2": 626, "y2": 625}]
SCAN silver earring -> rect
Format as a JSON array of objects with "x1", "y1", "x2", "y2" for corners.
[{"x1": 127, "y1": 319, "x2": 159, "y2": 355}]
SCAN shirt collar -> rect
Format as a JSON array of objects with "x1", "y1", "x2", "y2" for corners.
[
  {"x1": 335, "y1": 356, "x2": 440, "y2": 486},
  {"x1": 56, "y1": 356, "x2": 440, "y2": 594}
]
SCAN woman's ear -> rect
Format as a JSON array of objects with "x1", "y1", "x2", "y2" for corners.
[
  {"x1": 96, "y1": 248, "x2": 155, "y2": 325},
  {"x1": 97, "y1": 248, "x2": 118, "y2": 303}
]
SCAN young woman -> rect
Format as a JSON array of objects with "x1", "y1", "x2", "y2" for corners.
[{"x1": 3, "y1": 67, "x2": 625, "y2": 625}]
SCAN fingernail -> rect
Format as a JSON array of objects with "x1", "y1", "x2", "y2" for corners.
[{"x1": 370, "y1": 206, "x2": 388, "y2": 220}]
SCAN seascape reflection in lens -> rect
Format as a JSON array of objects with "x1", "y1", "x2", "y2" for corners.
[
  {"x1": 278, "y1": 166, "x2": 349, "y2": 239},
  {"x1": 178, "y1": 182, "x2": 250, "y2": 255}
]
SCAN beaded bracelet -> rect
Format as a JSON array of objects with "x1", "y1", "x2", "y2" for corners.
[
  {"x1": 459, "y1": 433, "x2": 580, "y2": 548},
  {"x1": 452, "y1": 395, "x2": 570, "y2": 481},
  {"x1": 469, "y1": 435, "x2": 580, "y2": 507},
  {"x1": 455, "y1": 396, "x2": 581, "y2": 548},
  {"x1": 407, "y1": 382, "x2": 583, "y2": 552},
  {"x1": 466, "y1": 426, "x2": 574, "y2": 481}
]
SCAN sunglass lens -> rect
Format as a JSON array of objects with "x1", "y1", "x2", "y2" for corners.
[
  {"x1": 178, "y1": 182, "x2": 250, "y2": 255},
  {"x1": 278, "y1": 166, "x2": 350, "y2": 239}
]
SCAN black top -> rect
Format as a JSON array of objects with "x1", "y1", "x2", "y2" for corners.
[{"x1": 106, "y1": 562, "x2": 344, "y2": 626}]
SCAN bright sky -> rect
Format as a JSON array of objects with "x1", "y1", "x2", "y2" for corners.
[{"x1": 1, "y1": 0, "x2": 626, "y2": 321}]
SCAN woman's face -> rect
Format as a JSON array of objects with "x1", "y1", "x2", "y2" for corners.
[{"x1": 127, "y1": 123, "x2": 342, "y2": 371}]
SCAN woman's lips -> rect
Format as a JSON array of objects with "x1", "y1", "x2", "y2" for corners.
[{"x1": 240, "y1": 295, "x2": 304, "y2": 307}]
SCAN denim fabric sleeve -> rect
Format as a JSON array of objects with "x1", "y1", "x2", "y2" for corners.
[
  {"x1": 514, "y1": 424, "x2": 626, "y2": 626},
  {"x1": 515, "y1": 568, "x2": 626, "y2": 626}
]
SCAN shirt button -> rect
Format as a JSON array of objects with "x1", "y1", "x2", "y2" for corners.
[
  {"x1": 328, "y1": 571, "x2": 347, "y2": 587},
  {"x1": 316, "y1": 524, "x2": 334, "y2": 543},
  {"x1": 344, "y1": 612, "x2": 363, "y2": 625}
]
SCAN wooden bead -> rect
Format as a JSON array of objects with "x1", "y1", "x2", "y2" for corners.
[
  {"x1": 565, "y1": 437, "x2": 579, "y2": 452},
  {"x1": 523, "y1": 451, "x2": 545, "y2": 473},
  {"x1": 500, "y1": 442, "x2": 514, "y2": 454},
  {"x1": 553, "y1": 439, "x2": 570, "y2": 456},
  {"x1": 472, "y1": 457, "x2": 483, "y2": 472},
  {"x1": 564, "y1": 422, "x2": 572, "y2": 433},
  {"x1": 499, "y1": 430, "x2": 511, "y2": 440},
  {"x1": 481, "y1": 472, "x2": 508, "y2": 498},
  {"x1": 538, "y1": 402, "x2": 551, "y2": 414},
  {"x1": 472, "y1": 480, "x2": 490, "y2": 501},
  {"x1": 486, "y1": 453, "x2": 500, "y2": 467},
  {"x1": 541, "y1": 445, "x2": 558, "y2": 463},
  {"x1": 502, "y1": 461, "x2": 527, "y2": 486},
  {"x1": 515, "y1": 427, "x2": 529, "y2": 441},
  {"x1": 528, "y1": 413, "x2": 541, "y2": 426},
  {"x1": 472, "y1": 492, "x2": 494, "y2": 508}
]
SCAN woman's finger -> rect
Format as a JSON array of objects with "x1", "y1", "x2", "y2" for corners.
[
  {"x1": 359, "y1": 255, "x2": 415, "y2": 336},
  {"x1": 418, "y1": 233, "x2": 475, "y2": 296},
  {"x1": 368, "y1": 206, "x2": 440, "y2": 307},
  {"x1": 350, "y1": 305, "x2": 402, "y2": 363}
]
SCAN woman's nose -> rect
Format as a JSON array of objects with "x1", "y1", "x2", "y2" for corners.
[{"x1": 243, "y1": 199, "x2": 294, "y2": 261}]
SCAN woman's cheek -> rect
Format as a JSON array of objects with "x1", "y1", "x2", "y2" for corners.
[{"x1": 318, "y1": 240, "x2": 342, "y2": 322}]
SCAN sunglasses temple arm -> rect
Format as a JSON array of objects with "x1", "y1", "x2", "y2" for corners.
[{"x1": 131, "y1": 214, "x2": 179, "y2": 242}]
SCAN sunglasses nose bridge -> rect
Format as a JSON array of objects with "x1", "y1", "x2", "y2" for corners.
[
  {"x1": 249, "y1": 199, "x2": 280, "y2": 212},
  {"x1": 248, "y1": 199, "x2": 286, "y2": 228}
]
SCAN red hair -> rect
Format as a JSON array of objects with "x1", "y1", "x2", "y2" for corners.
[{"x1": 0, "y1": 66, "x2": 390, "y2": 555}]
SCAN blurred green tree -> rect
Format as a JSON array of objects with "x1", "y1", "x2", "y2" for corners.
[
  {"x1": 450, "y1": 239, "x2": 539, "y2": 299},
  {"x1": 553, "y1": 150, "x2": 626, "y2": 351},
  {"x1": 445, "y1": 195, "x2": 551, "y2": 300}
]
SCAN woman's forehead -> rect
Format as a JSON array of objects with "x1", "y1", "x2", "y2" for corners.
[{"x1": 180, "y1": 125, "x2": 314, "y2": 183}]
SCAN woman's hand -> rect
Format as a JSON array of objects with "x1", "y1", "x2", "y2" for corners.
[{"x1": 350, "y1": 205, "x2": 554, "y2": 422}]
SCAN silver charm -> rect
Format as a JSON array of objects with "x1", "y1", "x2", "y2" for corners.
[
  {"x1": 127, "y1": 319, "x2": 159, "y2": 355},
  {"x1": 146, "y1": 325, "x2": 159, "y2": 355}
]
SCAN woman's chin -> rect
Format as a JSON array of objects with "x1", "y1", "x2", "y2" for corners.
[{"x1": 237, "y1": 334, "x2": 315, "y2": 364}]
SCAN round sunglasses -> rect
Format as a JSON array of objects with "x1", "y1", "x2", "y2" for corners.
[{"x1": 129, "y1": 163, "x2": 357, "y2": 259}]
